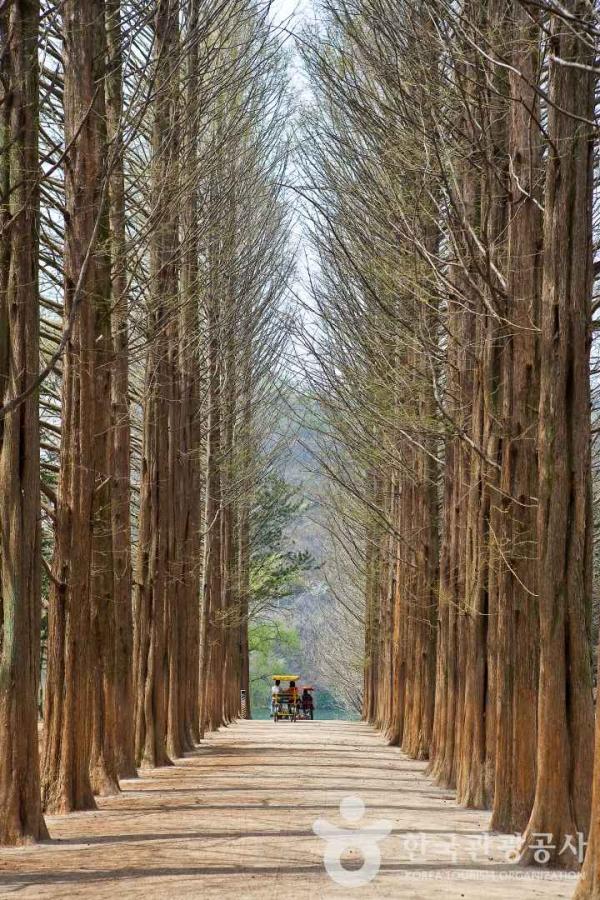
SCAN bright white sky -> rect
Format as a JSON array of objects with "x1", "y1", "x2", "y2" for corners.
[
  {"x1": 273, "y1": 0, "x2": 310, "y2": 18},
  {"x1": 269, "y1": 0, "x2": 320, "y2": 356}
]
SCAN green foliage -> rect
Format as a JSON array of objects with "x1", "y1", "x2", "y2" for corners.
[
  {"x1": 249, "y1": 616, "x2": 347, "y2": 713},
  {"x1": 249, "y1": 474, "x2": 313, "y2": 614},
  {"x1": 249, "y1": 620, "x2": 301, "y2": 656},
  {"x1": 248, "y1": 474, "x2": 314, "y2": 710},
  {"x1": 249, "y1": 621, "x2": 300, "y2": 709}
]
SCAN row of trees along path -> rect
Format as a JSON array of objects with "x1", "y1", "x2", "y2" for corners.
[
  {"x1": 1, "y1": 1, "x2": 600, "y2": 899},
  {"x1": 297, "y1": 0, "x2": 600, "y2": 897},
  {"x1": 0, "y1": 0, "x2": 289, "y2": 853}
]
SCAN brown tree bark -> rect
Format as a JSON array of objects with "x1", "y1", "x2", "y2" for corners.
[
  {"x1": 106, "y1": 0, "x2": 136, "y2": 780},
  {"x1": 0, "y1": 0, "x2": 48, "y2": 844},
  {"x1": 238, "y1": 501, "x2": 251, "y2": 718},
  {"x1": 133, "y1": 0, "x2": 179, "y2": 769},
  {"x1": 397, "y1": 224, "x2": 439, "y2": 761},
  {"x1": 491, "y1": 0, "x2": 541, "y2": 833},
  {"x1": 429, "y1": 158, "x2": 477, "y2": 794},
  {"x1": 201, "y1": 268, "x2": 223, "y2": 732},
  {"x1": 429, "y1": 432, "x2": 458, "y2": 787},
  {"x1": 236, "y1": 316, "x2": 253, "y2": 720},
  {"x1": 134, "y1": 338, "x2": 172, "y2": 768},
  {"x1": 375, "y1": 470, "x2": 393, "y2": 733},
  {"x1": 362, "y1": 471, "x2": 381, "y2": 724},
  {"x1": 455, "y1": 0, "x2": 509, "y2": 813},
  {"x1": 166, "y1": 301, "x2": 184, "y2": 758},
  {"x1": 521, "y1": 0, "x2": 595, "y2": 868},
  {"x1": 362, "y1": 531, "x2": 375, "y2": 722},
  {"x1": 576, "y1": 692, "x2": 600, "y2": 896},
  {"x1": 388, "y1": 473, "x2": 404, "y2": 747},
  {"x1": 402, "y1": 368, "x2": 438, "y2": 759},
  {"x1": 42, "y1": 0, "x2": 109, "y2": 814},
  {"x1": 178, "y1": 0, "x2": 203, "y2": 749},
  {"x1": 89, "y1": 283, "x2": 120, "y2": 795},
  {"x1": 86, "y1": 0, "x2": 120, "y2": 799},
  {"x1": 220, "y1": 221, "x2": 238, "y2": 726}
]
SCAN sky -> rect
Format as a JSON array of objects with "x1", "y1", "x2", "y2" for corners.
[{"x1": 273, "y1": 0, "x2": 310, "y2": 19}]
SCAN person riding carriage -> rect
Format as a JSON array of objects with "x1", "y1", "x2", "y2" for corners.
[
  {"x1": 270, "y1": 675, "x2": 316, "y2": 722},
  {"x1": 300, "y1": 687, "x2": 315, "y2": 720}
]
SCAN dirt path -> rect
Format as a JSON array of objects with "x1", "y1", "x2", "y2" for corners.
[{"x1": 0, "y1": 720, "x2": 577, "y2": 899}]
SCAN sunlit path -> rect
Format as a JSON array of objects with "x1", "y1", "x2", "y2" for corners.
[{"x1": 0, "y1": 721, "x2": 574, "y2": 899}]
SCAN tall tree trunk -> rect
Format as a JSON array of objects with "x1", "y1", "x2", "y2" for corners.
[
  {"x1": 522, "y1": 0, "x2": 595, "y2": 868},
  {"x1": 491, "y1": 0, "x2": 541, "y2": 833},
  {"x1": 178, "y1": 0, "x2": 202, "y2": 748},
  {"x1": 238, "y1": 500, "x2": 251, "y2": 718},
  {"x1": 429, "y1": 157, "x2": 477, "y2": 793},
  {"x1": 455, "y1": 0, "x2": 508, "y2": 812},
  {"x1": 202, "y1": 268, "x2": 223, "y2": 732},
  {"x1": 42, "y1": 0, "x2": 108, "y2": 814},
  {"x1": 134, "y1": 0, "x2": 179, "y2": 769},
  {"x1": 0, "y1": 0, "x2": 48, "y2": 844},
  {"x1": 429, "y1": 435, "x2": 457, "y2": 785},
  {"x1": 388, "y1": 473, "x2": 403, "y2": 747},
  {"x1": 366, "y1": 470, "x2": 383, "y2": 726},
  {"x1": 89, "y1": 267, "x2": 119, "y2": 795},
  {"x1": 87, "y1": 0, "x2": 119, "y2": 798},
  {"x1": 398, "y1": 231, "x2": 439, "y2": 761},
  {"x1": 362, "y1": 471, "x2": 379, "y2": 724},
  {"x1": 236, "y1": 317, "x2": 252, "y2": 719},
  {"x1": 106, "y1": 0, "x2": 136, "y2": 780},
  {"x1": 220, "y1": 256, "x2": 237, "y2": 725},
  {"x1": 406, "y1": 354, "x2": 439, "y2": 759},
  {"x1": 166, "y1": 304, "x2": 184, "y2": 758}
]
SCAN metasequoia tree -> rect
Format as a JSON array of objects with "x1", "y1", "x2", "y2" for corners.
[
  {"x1": 42, "y1": 0, "x2": 112, "y2": 813},
  {"x1": 200, "y1": 2, "x2": 292, "y2": 733},
  {"x1": 178, "y1": 0, "x2": 203, "y2": 749},
  {"x1": 89, "y1": 0, "x2": 120, "y2": 794},
  {"x1": 491, "y1": 0, "x2": 541, "y2": 834},
  {"x1": 106, "y1": 0, "x2": 137, "y2": 780},
  {"x1": 0, "y1": 0, "x2": 48, "y2": 844},
  {"x1": 300, "y1": 0, "x2": 446, "y2": 762},
  {"x1": 300, "y1": 2, "x2": 438, "y2": 759},
  {"x1": 1, "y1": 0, "x2": 598, "y2": 876},
  {"x1": 523, "y1": 0, "x2": 596, "y2": 867},
  {"x1": 0, "y1": 0, "x2": 292, "y2": 844},
  {"x1": 201, "y1": 134, "x2": 224, "y2": 734},
  {"x1": 302, "y1": 0, "x2": 599, "y2": 868},
  {"x1": 455, "y1": 0, "x2": 508, "y2": 812},
  {"x1": 127, "y1": 0, "x2": 210, "y2": 760},
  {"x1": 133, "y1": 0, "x2": 180, "y2": 768}
]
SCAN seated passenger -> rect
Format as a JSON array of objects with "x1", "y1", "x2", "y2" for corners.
[
  {"x1": 271, "y1": 679, "x2": 281, "y2": 715},
  {"x1": 301, "y1": 688, "x2": 314, "y2": 719},
  {"x1": 301, "y1": 688, "x2": 313, "y2": 708}
]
